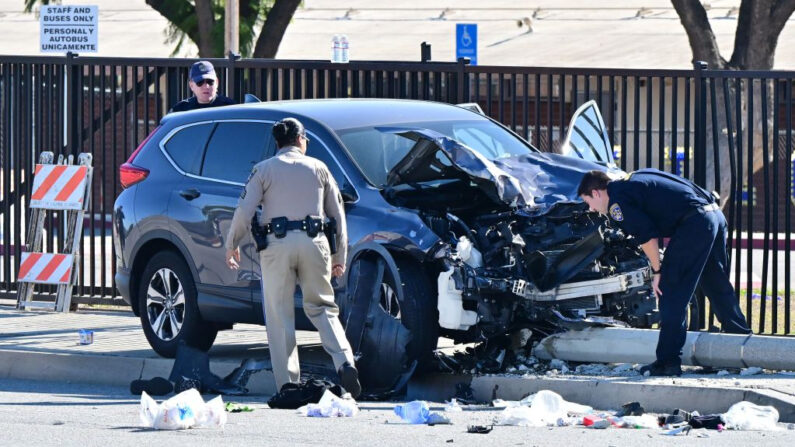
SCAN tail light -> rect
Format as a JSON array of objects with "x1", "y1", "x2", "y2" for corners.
[{"x1": 120, "y1": 126, "x2": 159, "y2": 189}]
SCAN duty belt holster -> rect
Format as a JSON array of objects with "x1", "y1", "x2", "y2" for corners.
[
  {"x1": 257, "y1": 216, "x2": 338, "y2": 255},
  {"x1": 251, "y1": 215, "x2": 268, "y2": 252}
]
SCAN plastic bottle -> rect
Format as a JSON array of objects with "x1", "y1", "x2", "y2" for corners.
[
  {"x1": 340, "y1": 35, "x2": 350, "y2": 63},
  {"x1": 331, "y1": 35, "x2": 341, "y2": 63},
  {"x1": 394, "y1": 401, "x2": 430, "y2": 424}
]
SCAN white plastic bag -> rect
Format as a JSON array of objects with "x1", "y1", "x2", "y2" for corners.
[
  {"x1": 621, "y1": 414, "x2": 660, "y2": 429},
  {"x1": 722, "y1": 401, "x2": 780, "y2": 431},
  {"x1": 297, "y1": 390, "x2": 358, "y2": 418},
  {"x1": 139, "y1": 389, "x2": 227, "y2": 430},
  {"x1": 497, "y1": 390, "x2": 592, "y2": 426}
]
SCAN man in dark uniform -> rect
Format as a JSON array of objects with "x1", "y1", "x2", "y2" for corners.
[
  {"x1": 169, "y1": 61, "x2": 235, "y2": 113},
  {"x1": 578, "y1": 169, "x2": 751, "y2": 376}
]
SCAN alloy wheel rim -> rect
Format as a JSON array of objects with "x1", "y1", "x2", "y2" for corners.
[{"x1": 146, "y1": 268, "x2": 185, "y2": 341}]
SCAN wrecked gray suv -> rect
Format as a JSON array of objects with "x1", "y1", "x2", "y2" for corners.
[{"x1": 114, "y1": 98, "x2": 656, "y2": 394}]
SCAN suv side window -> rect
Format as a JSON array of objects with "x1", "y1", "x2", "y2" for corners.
[
  {"x1": 201, "y1": 122, "x2": 270, "y2": 182},
  {"x1": 306, "y1": 138, "x2": 353, "y2": 194},
  {"x1": 163, "y1": 123, "x2": 213, "y2": 174}
]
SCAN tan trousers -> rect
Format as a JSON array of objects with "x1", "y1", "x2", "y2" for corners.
[{"x1": 258, "y1": 230, "x2": 355, "y2": 389}]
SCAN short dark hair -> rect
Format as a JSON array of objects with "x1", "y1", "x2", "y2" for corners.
[
  {"x1": 272, "y1": 117, "x2": 306, "y2": 148},
  {"x1": 577, "y1": 170, "x2": 611, "y2": 197}
]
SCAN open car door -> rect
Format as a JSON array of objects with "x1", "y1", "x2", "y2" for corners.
[{"x1": 560, "y1": 100, "x2": 616, "y2": 167}]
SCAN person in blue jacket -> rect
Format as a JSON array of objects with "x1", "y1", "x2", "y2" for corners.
[{"x1": 578, "y1": 169, "x2": 751, "y2": 376}]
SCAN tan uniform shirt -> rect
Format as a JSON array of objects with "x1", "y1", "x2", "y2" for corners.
[{"x1": 225, "y1": 146, "x2": 348, "y2": 266}]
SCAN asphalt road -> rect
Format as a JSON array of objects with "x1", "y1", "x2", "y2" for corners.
[{"x1": 0, "y1": 378, "x2": 792, "y2": 447}]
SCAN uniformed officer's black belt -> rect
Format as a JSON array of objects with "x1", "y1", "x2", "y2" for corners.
[
  {"x1": 680, "y1": 202, "x2": 720, "y2": 224},
  {"x1": 264, "y1": 216, "x2": 326, "y2": 238}
]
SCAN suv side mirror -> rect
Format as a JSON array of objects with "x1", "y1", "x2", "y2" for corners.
[{"x1": 340, "y1": 183, "x2": 358, "y2": 202}]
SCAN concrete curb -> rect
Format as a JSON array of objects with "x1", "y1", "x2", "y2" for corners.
[
  {"x1": 0, "y1": 349, "x2": 278, "y2": 395},
  {"x1": 408, "y1": 373, "x2": 795, "y2": 423}
]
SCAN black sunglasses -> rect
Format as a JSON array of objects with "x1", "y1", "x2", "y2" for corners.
[{"x1": 195, "y1": 79, "x2": 215, "y2": 87}]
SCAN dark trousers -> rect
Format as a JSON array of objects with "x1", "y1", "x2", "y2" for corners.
[{"x1": 656, "y1": 209, "x2": 751, "y2": 364}]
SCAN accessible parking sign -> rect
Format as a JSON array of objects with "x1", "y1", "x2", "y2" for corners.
[{"x1": 40, "y1": 5, "x2": 98, "y2": 53}]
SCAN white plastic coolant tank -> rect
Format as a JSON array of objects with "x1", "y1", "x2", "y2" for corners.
[
  {"x1": 437, "y1": 268, "x2": 478, "y2": 330},
  {"x1": 456, "y1": 236, "x2": 483, "y2": 268}
]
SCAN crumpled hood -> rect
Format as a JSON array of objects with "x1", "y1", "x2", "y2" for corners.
[
  {"x1": 493, "y1": 151, "x2": 622, "y2": 212},
  {"x1": 383, "y1": 127, "x2": 622, "y2": 213}
]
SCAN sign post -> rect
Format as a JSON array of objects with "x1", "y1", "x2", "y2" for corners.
[
  {"x1": 455, "y1": 23, "x2": 477, "y2": 66},
  {"x1": 40, "y1": 5, "x2": 98, "y2": 54}
]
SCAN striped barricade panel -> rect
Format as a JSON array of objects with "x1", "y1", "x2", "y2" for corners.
[
  {"x1": 17, "y1": 252, "x2": 74, "y2": 284},
  {"x1": 29, "y1": 164, "x2": 88, "y2": 210}
]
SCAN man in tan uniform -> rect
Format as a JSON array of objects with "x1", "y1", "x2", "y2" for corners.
[{"x1": 224, "y1": 117, "x2": 360, "y2": 398}]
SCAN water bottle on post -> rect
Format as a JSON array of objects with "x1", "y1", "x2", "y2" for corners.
[
  {"x1": 340, "y1": 35, "x2": 350, "y2": 63},
  {"x1": 331, "y1": 35, "x2": 341, "y2": 63},
  {"x1": 393, "y1": 401, "x2": 430, "y2": 424}
]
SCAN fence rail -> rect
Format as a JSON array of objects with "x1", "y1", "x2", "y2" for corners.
[{"x1": 0, "y1": 54, "x2": 793, "y2": 335}]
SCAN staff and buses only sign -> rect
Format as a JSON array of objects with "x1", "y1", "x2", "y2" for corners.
[{"x1": 40, "y1": 5, "x2": 98, "y2": 53}]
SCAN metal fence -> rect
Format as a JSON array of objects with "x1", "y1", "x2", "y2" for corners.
[{"x1": 0, "y1": 54, "x2": 793, "y2": 335}]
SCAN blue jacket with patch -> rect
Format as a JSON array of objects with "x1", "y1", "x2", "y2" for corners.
[{"x1": 606, "y1": 169, "x2": 715, "y2": 244}]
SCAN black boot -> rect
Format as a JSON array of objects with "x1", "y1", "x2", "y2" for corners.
[
  {"x1": 338, "y1": 362, "x2": 362, "y2": 399},
  {"x1": 639, "y1": 360, "x2": 682, "y2": 377}
]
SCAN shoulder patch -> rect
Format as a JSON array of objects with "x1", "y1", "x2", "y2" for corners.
[
  {"x1": 240, "y1": 167, "x2": 257, "y2": 199},
  {"x1": 609, "y1": 203, "x2": 624, "y2": 222}
]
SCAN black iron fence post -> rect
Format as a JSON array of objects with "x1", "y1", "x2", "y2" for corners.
[
  {"x1": 456, "y1": 57, "x2": 468, "y2": 103},
  {"x1": 226, "y1": 52, "x2": 241, "y2": 102},
  {"x1": 693, "y1": 60, "x2": 708, "y2": 186},
  {"x1": 65, "y1": 52, "x2": 80, "y2": 157}
]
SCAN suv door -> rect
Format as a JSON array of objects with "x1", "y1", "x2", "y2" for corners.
[
  {"x1": 167, "y1": 120, "x2": 274, "y2": 322},
  {"x1": 559, "y1": 100, "x2": 616, "y2": 167}
]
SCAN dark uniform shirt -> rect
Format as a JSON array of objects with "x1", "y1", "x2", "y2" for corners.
[
  {"x1": 606, "y1": 169, "x2": 714, "y2": 244},
  {"x1": 169, "y1": 94, "x2": 235, "y2": 113}
]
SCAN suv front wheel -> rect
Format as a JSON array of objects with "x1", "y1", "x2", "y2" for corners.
[{"x1": 138, "y1": 251, "x2": 217, "y2": 357}]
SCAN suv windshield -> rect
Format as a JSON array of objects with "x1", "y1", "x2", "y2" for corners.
[{"x1": 337, "y1": 119, "x2": 535, "y2": 186}]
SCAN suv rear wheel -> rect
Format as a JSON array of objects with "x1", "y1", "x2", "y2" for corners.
[{"x1": 138, "y1": 251, "x2": 217, "y2": 357}]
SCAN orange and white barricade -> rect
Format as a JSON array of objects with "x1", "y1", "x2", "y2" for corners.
[{"x1": 17, "y1": 151, "x2": 93, "y2": 312}]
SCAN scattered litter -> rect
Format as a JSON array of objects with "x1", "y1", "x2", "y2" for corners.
[
  {"x1": 615, "y1": 401, "x2": 644, "y2": 417},
  {"x1": 612, "y1": 363, "x2": 634, "y2": 373},
  {"x1": 740, "y1": 367, "x2": 763, "y2": 376},
  {"x1": 621, "y1": 415, "x2": 660, "y2": 429},
  {"x1": 224, "y1": 402, "x2": 254, "y2": 413},
  {"x1": 467, "y1": 425, "x2": 493, "y2": 434},
  {"x1": 662, "y1": 425, "x2": 691, "y2": 436},
  {"x1": 394, "y1": 401, "x2": 430, "y2": 424},
  {"x1": 716, "y1": 370, "x2": 730, "y2": 376},
  {"x1": 696, "y1": 431, "x2": 710, "y2": 438},
  {"x1": 496, "y1": 390, "x2": 592, "y2": 427},
  {"x1": 78, "y1": 329, "x2": 94, "y2": 345},
  {"x1": 549, "y1": 359, "x2": 569, "y2": 374},
  {"x1": 298, "y1": 390, "x2": 358, "y2": 418},
  {"x1": 139, "y1": 389, "x2": 226, "y2": 430},
  {"x1": 427, "y1": 413, "x2": 452, "y2": 426},
  {"x1": 445, "y1": 399, "x2": 463, "y2": 412},
  {"x1": 721, "y1": 401, "x2": 780, "y2": 431}
]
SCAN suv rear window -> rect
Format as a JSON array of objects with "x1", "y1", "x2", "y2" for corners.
[
  {"x1": 201, "y1": 122, "x2": 270, "y2": 182},
  {"x1": 163, "y1": 123, "x2": 213, "y2": 174}
]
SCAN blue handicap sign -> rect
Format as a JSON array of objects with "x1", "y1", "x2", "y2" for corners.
[{"x1": 456, "y1": 24, "x2": 477, "y2": 66}]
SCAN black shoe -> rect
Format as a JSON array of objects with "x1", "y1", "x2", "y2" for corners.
[
  {"x1": 615, "y1": 401, "x2": 645, "y2": 417},
  {"x1": 639, "y1": 361, "x2": 682, "y2": 377},
  {"x1": 130, "y1": 376, "x2": 173, "y2": 396},
  {"x1": 338, "y1": 362, "x2": 362, "y2": 399}
]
